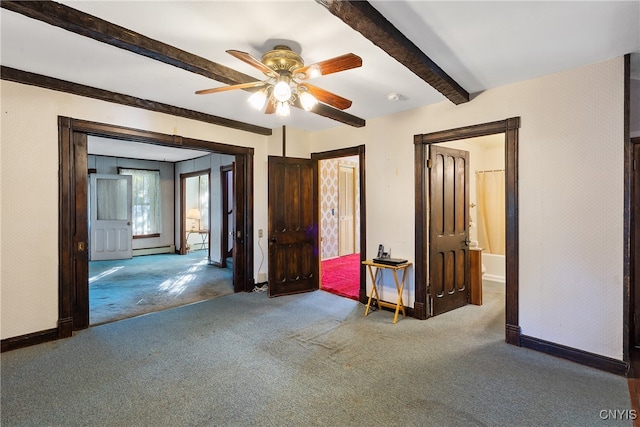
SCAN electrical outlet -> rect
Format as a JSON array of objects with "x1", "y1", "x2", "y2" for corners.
[
  {"x1": 258, "y1": 229, "x2": 263, "y2": 238},
  {"x1": 258, "y1": 272, "x2": 267, "y2": 283}
]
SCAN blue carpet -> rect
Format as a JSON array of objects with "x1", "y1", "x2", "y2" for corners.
[{"x1": 89, "y1": 251, "x2": 232, "y2": 325}]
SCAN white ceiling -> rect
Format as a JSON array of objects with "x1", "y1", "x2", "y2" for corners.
[
  {"x1": 2, "y1": 1, "x2": 639, "y2": 149},
  {"x1": 88, "y1": 136, "x2": 211, "y2": 162}
]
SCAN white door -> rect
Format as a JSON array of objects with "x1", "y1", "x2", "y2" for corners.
[
  {"x1": 338, "y1": 164, "x2": 355, "y2": 256},
  {"x1": 90, "y1": 174, "x2": 133, "y2": 261}
]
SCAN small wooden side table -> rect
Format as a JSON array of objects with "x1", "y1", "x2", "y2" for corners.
[
  {"x1": 362, "y1": 259, "x2": 412, "y2": 324},
  {"x1": 186, "y1": 229, "x2": 209, "y2": 251}
]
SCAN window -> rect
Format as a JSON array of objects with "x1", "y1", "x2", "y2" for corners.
[{"x1": 118, "y1": 168, "x2": 161, "y2": 237}]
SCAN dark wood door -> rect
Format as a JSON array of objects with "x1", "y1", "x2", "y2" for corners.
[
  {"x1": 429, "y1": 145, "x2": 470, "y2": 316},
  {"x1": 232, "y1": 156, "x2": 247, "y2": 293},
  {"x1": 268, "y1": 156, "x2": 318, "y2": 297},
  {"x1": 633, "y1": 142, "x2": 640, "y2": 346}
]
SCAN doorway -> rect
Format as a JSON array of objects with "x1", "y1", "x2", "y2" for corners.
[
  {"x1": 414, "y1": 118, "x2": 520, "y2": 345},
  {"x1": 180, "y1": 170, "x2": 211, "y2": 259},
  {"x1": 428, "y1": 136, "x2": 507, "y2": 316},
  {"x1": 313, "y1": 146, "x2": 366, "y2": 302},
  {"x1": 58, "y1": 117, "x2": 254, "y2": 335},
  {"x1": 318, "y1": 156, "x2": 361, "y2": 300}
]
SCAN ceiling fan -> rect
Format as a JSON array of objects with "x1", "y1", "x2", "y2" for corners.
[{"x1": 195, "y1": 45, "x2": 362, "y2": 117}]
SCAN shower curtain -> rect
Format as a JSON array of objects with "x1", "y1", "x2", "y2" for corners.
[{"x1": 476, "y1": 170, "x2": 505, "y2": 255}]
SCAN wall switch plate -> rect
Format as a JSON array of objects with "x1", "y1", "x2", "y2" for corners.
[{"x1": 258, "y1": 229, "x2": 263, "y2": 238}]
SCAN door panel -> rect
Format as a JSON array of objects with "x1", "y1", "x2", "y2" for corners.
[
  {"x1": 429, "y1": 146, "x2": 469, "y2": 315},
  {"x1": 90, "y1": 174, "x2": 132, "y2": 261},
  {"x1": 268, "y1": 156, "x2": 318, "y2": 297}
]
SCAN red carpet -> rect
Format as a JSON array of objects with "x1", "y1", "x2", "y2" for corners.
[{"x1": 321, "y1": 253, "x2": 360, "y2": 300}]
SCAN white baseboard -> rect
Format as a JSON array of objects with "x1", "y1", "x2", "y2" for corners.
[
  {"x1": 483, "y1": 274, "x2": 505, "y2": 284},
  {"x1": 133, "y1": 244, "x2": 175, "y2": 257}
]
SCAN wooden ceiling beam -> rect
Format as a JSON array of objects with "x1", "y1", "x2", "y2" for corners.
[
  {"x1": 1, "y1": 66, "x2": 273, "y2": 136},
  {"x1": 316, "y1": 0, "x2": 470, "y2": 105},
  {"x1": 1, "y1": 0, "x2": 254, "y2": 86},
  {"x1": 1, "y1": 0, "x2": 366, "y2": 128}
]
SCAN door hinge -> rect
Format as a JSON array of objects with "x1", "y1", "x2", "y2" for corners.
[{"x1": 427, "y1": 159, "x2": 433, "y2": 169}]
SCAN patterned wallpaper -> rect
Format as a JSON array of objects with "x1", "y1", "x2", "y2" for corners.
[{"x1": 320, "y1": 157, "x2": 360, "y2": 260}]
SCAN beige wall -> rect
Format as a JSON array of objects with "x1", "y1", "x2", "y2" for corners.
[
  {"x1": 0, "y1": 56, "x2": 626, "y2": 361},
  {"x1": 311, "y1": 57, "x2": 625, "y2": 360}
]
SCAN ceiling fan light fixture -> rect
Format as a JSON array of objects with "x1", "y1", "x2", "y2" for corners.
[
  {"x1": 275, "y1": 101, "x2": 290, "y2": 117},
  {"x1": 195, "y1": 46, "x2": 362, "y2": 119},
  {"x1": 247, "y1": 90, "x2": 267, "y2": 110},
  {"x1": 306, "y1": 64, "x2": 322, "y2": 79},
  {"x1": 273, "y1": 77, "x2": 292, "y2": 102},
  {"x1": 299, "y1": 91, "x2": 318, "y2": 111}
]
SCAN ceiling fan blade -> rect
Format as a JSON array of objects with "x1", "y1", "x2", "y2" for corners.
[
  {"x1": 226, "y1": 50, "x2": 278, "y2": 78},
  {"x1": 195, "y1": 81, "x2": 266, "y2": 95},
  {"x1": 293, "y1": 53, "x2": 362, "y2": 79},
  {"x1": 300, "y1": 84, "x2": 352, "y2": 110}
]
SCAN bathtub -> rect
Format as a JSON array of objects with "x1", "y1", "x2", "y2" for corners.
[{"x1": 482, "y1": 253, "x2": 505, "y2": 285}]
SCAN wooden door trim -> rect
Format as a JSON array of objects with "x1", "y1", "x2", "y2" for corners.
[
  {"x1": 624, "y1": 54, "x2": 633, "y2": 361},
  {"x1": 220, "y1": 164, "x2": 233, "y2": 268},
  {"x1": 312, "y1": 145, "x2": 367, "y2": 302},
  {"x1": 414, "y1": 117, "x2": 520, "y2": 345},
  {"x1": 58, "y1": 116, "x2": 254, "y2": 336}
]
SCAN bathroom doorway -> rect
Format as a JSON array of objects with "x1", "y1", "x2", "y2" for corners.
[
  {"x1": 414, "y1": 118, "x2": 521, "y2": 345},
  {"x1": 439, "y1": 136, "x2": 506, "y2": 287}
]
